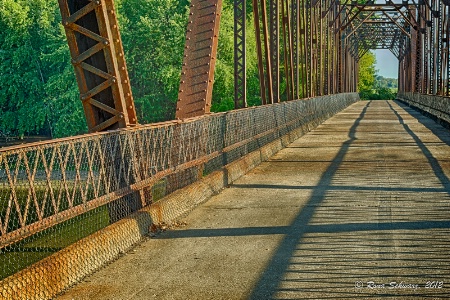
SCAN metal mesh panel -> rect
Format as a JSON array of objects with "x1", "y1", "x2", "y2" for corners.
[
  {"x1": 397, "y1": 92, "x2": 450, "y2": 124},
  {"x1": 0, "y1": 93, "x2": 358, "y2": 294}
]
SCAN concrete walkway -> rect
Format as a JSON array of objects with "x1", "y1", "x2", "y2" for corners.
[{"x1": 58, "y1": 100, "x2": 450, "y2": 300}]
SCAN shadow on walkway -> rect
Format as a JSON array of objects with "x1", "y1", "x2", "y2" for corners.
[{"x1": 245, "y1": 100, "x2": 450, "y2": 299}]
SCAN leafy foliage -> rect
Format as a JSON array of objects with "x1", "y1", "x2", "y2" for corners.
[
  {"x1": 375, "y1": 75, "x2": 397, "y2": 90},
  {"x1": 358, "y1": 51, "x2": 397, "y2": 100},
  {"x1": 357, "y1": 51, "x2": 376, "y2": 95},
  {"x1": 2, "y1": 0, "x2": 392, "y2": 139},
  {"x1": 0, "y1": 0, "x2": 84, "y2": 138},
  {"x1": 115, "y1": 0, "x2": 189, "y2": 123},
  {"x1": 0, "y1": 0, "x2": 262, "y2": 138}
]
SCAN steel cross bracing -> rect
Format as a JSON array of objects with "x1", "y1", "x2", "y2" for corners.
[
  {"x1": 58, "y1": 0, "x2": 137, "y2": 132},
  {"x1": 59, "y1": 0, "x2": 450, "y2": 125},
  {"x1": 234, "y1": 0, "x2": 247, "y2": 109}
]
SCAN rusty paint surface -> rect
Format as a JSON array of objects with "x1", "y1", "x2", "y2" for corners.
[
  {"x1": 58, "y1": 0, "x2": 137, "y2": 132},
  {"x1": 176, "y1": 0, "x2": 223, "y2": 119}
]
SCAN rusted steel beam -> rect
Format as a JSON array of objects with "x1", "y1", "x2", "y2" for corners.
[
  {"x1": 253, "y1": 0, "x2": 268, "y2": 104},
  {"x1": 58, "y1": 0, "x2": 137, "y2": 132},
  {"x1": 176, "y1": 0, "x2": 223, "y2": 119},
  {"x1": 269, "y1": 0, "x2": 280, "y2": 102},
  {"x1": 281, "y1": 0, "x2": 292, "y2": 100},
  {"x1": 234, "y1": 0, "x2": 247, "y2": 109},
  {"x1": 261, "y1": 0, "x2": 274, "y2": 104},
  {"x1": 291, "y1": 0, "x2": 299, "y2": 99}
]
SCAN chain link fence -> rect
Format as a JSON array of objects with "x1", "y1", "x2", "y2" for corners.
[{"x1": 0, "y1": 93, "x2": 358, "y2": 299}]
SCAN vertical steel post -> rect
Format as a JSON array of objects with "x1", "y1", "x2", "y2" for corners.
[
  {"x1": 253, "y1": 0, "x2": 268, "y2": 104},
  {"x1": 261, "y1": 0, "x2": 274, "y2": 104},
  {"x1": 291, "y1": 0, "x2": 300, "y2": 99},
  {"x1": 234, "y1": 0, "x2": 247, "y2": 108},
  {"x1": 176, "y1": 0, "x2": 223, "y2": 119},
  {"x1": 269, "y1": 0, "x2": 280, "y2": 102}
]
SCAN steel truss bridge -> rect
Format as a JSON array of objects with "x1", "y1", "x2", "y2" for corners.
[
  {"x1": 0, "y1": 1, "x2": 449, "y2": 299},
  {"x1": 54, "y1": 0, "x2": 450, "y2": 129}
]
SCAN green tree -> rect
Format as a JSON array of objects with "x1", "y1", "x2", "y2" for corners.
[
  {"x1": 0, "y1": 0, "x2": 85, "y2": 138},
  {"x1": 358, "y1": 51, "x2": 376, "y2": 99},
  {"x1": 211, "y1": 0, "x2": 261, "y2": 112},
  {"x1": 115, "y1": 0, "x2": 189, "y2": 124}
]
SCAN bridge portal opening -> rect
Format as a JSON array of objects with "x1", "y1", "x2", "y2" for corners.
[{"x1": 374, "y1": 49, "x2": 399, "y2": 79}]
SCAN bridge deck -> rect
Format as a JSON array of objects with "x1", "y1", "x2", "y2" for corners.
[{"x1": 58, "y1": 100, "x2": 450, "y2": 299}]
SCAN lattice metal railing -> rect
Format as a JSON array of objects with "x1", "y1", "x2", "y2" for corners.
[
  {"x1": 396, "y1": 92, "x2": 450, "y2": 124},
  {"x1": 0, "y1": 93, "x2": 358, "y2": 281}
]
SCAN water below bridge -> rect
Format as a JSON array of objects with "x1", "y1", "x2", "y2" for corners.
[{"x1": 58, "y1": 100, "x2": 450, "y2": 299}]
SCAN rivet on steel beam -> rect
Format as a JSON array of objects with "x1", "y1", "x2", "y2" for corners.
[
  {"x1": 119, "y1": 53, "x2": 123, "y2": 57},
  {"x1": 103, "y1": 41, "x2": 109, "y2": 45},
  {"x1": 127, "y1": 93, "x2": 131, "y2": 97},
  {"x1": 110, "y1": 10, "x2": 114, "y2": 14},
  {"x1": 123, "y1": 80, "x2": 128, "y2": 84},
  {"x1": 63, "y1": 21, "x2": 69, "y2": 26},
  {"x1": 177, "y1": 108, "x2": 181, "y2": 111},
  {"x1": 181, "y1": 80, "x2": 185, "y2": 83},
  {"x1": 178, "y1": 98, "x2": 182, "y2": 101},
  {"x1": 116, "y1": 39, "x2": 120, "y2": 43},
  {"x1": 121, "y1": 67, "x2": 126, "y2": 71},
  {"x1": 111, "y1": 77, "x2": 117, "y2": 83},
  {"x1": 113, "y1": 25, "x2": 117, "y2": 29},
  {"x1": 129, "y1": 106, "x2": 133, "y2": 109},
  {"x1": 119, "y1": 114, "x2": 124, "y2": 119}
]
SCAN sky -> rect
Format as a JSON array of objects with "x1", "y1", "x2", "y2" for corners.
[
  {"x1": 373, "y1": 49, "x2": 399, "y2": 79},
  {"x1": 368, "y1": 0, "x2": 401, "y2": 79}
]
